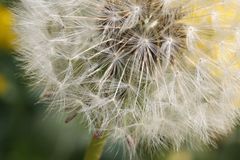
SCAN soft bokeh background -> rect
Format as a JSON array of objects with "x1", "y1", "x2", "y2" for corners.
[{"x1": 1, "y1": 0, "x2": 240, "y2": 159}]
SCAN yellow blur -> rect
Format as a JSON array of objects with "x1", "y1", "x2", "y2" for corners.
[
  {"x1": 0, "y1": 74, "x2": 8, "y2": 95},
  {"x1": 0, "y1": 5, "x2": 15, "y2": 49}
]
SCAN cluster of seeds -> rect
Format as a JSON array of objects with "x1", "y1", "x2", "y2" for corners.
[{"x1": 14, "y1": 0, "x2": 240, "y2": 158}]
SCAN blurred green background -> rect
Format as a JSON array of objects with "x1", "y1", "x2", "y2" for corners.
[{"x1": 1, "y1": 0, "x2": 240, "y2": 159}]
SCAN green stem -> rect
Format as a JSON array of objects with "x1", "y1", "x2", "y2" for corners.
[{"x1": 84, "y1": 132, "x2": 107, "y2": 160}]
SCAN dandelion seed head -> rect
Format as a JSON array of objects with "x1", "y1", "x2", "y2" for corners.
[{"x1": 14, "y1": 0, "x2": 240, "y2": 158}]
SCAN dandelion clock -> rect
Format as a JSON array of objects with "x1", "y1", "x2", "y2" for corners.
[{"x1": 13, "y1": 0, "x2": 240, "y2": 159}]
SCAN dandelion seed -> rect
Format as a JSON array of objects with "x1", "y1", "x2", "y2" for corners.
[{"x1": 13, "y1": 0, "x2": 240, "y2": 158}]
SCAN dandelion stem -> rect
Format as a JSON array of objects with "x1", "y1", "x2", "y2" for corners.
[{"x1": 84, "y1": 132, "x2": 107, "y2": 160}]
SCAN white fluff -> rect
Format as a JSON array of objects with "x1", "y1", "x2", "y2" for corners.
[{"x1": 13, "y1": 0, "x2": 240, "y2": 157}]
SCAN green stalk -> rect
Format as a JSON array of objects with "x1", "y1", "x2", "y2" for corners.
[{"x1": 84, "y1": 132, "x2": 108, "y2": 160}]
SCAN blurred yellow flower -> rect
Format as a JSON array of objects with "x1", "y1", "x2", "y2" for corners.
[
  {"x1": 0, "y1": 74, "x2": 8, "y2": 95},
  {"x1": 167, "y1": 151, "x2": 192, "y2": 160},
  {"x1": 0, "y1": 5, "x2": 15, "y2": 49}
]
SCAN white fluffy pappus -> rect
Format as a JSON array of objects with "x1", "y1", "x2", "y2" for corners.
[{"x1": 13, "y1": 0, "x2": 240, "y2": 157}]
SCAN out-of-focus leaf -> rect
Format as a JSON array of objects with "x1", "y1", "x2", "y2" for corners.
[{"x1": 0, "y1": 74, "x2": 8, "y2": 95}]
